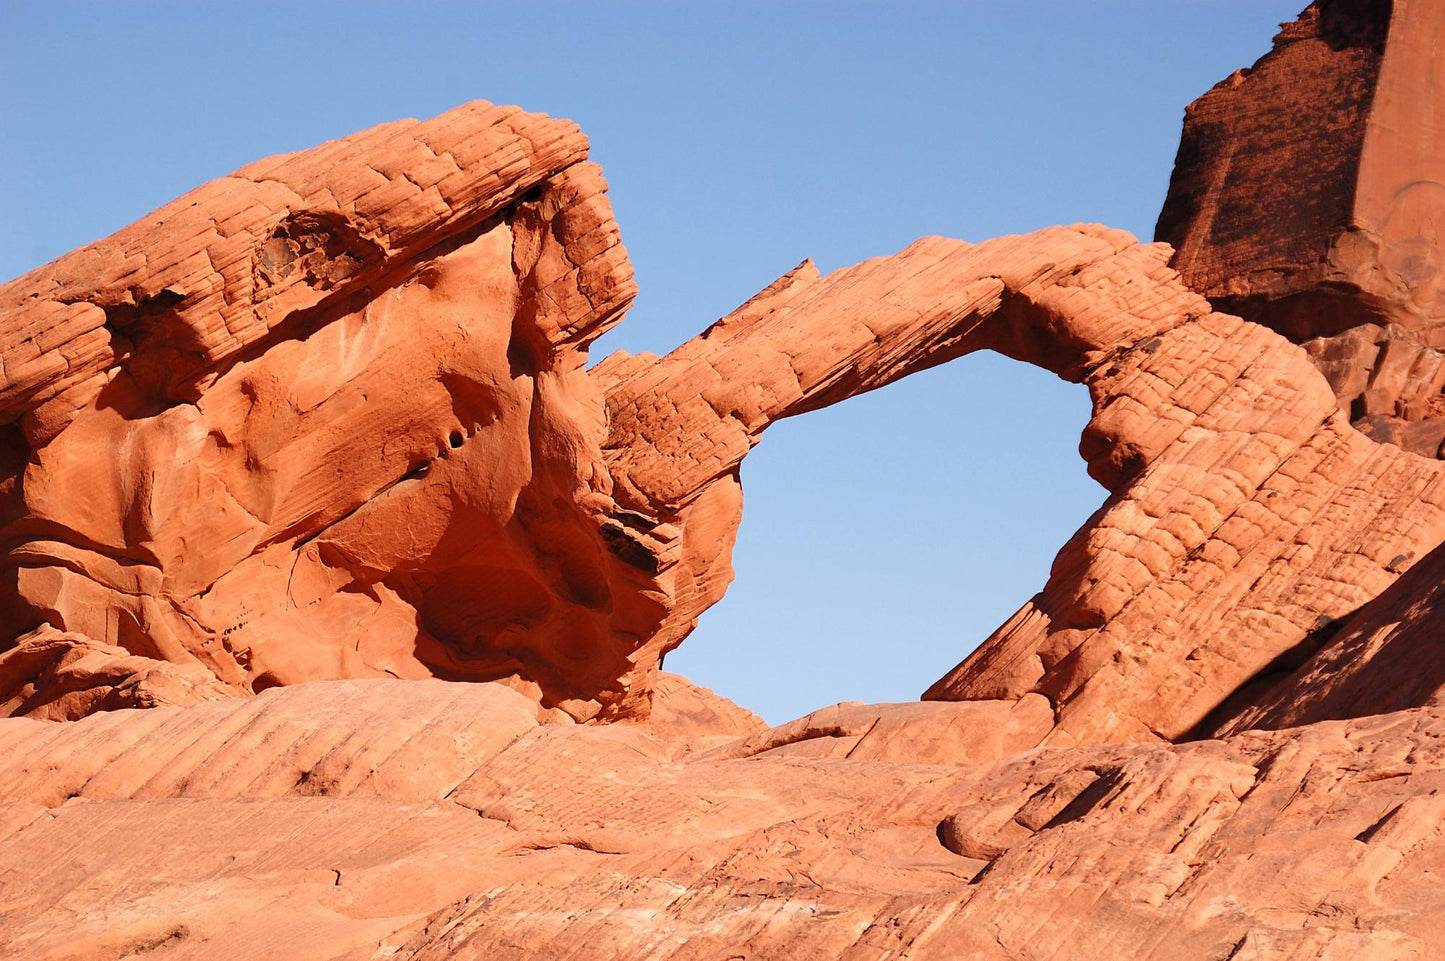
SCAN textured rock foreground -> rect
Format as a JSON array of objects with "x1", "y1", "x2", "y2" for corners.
[
  {"x1": 5, "y1": 0, "x2": 1445, "y2": 957},
  {"x1": 2, "y1": 679, "x2": 1443, "y2": 960}
]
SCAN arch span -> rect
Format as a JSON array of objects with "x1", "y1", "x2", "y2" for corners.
[
  {"x1": 596, "y1": 224, "x2": 1445, "y2": 747},
  {"x1": 659, "y1": 351, "x2": 1103, "y2": 725},
  {"x1": 3, "y1": 97, "x2": 1441, "y2": 751}
]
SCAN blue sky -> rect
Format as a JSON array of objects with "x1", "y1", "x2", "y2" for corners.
[{"x1": 4, "y1": 1, "x2": 1304, "y2": 723}]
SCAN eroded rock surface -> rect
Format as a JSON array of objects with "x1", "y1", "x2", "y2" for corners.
[
  {"x1": 1, "y1": 680, "x2": 1443, "y2": 960},
  {"x1": 6, "y1": 2, "x2": 1445, "y2": 954},
  {"x1": 1208, "y1": 532, "x2": 1445, "y2": 736},
  {"x1": 13, "y1": 98, "x2": 1443, "y2": 738},
  {"x1": 0, "y1": 101, "x2": 666, "y2": 721},
  {"x1": 598, "y1": 218, "x2": 1445, "y2": 746},
  {"x1": 1158, "y1": 0, "x2": 1445, "y2": 456}
]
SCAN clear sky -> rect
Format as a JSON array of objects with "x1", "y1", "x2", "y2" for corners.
[{"x1": 3, "y1": 1, "x2": 1304, "y2": 723}]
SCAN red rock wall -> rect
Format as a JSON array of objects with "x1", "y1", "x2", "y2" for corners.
[
  {"x1": 1158, "y1": 0, "x2": 1445, "y2": 457},
  {"x1": 1157, "y1": 0, "x2": 1391, "y2": 338},
  {"x1": 1207, "y1": 532, "x2": 1445, "y2": 735}
]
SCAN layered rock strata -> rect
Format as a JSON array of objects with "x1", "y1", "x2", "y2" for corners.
[
  {"x1": 1157, "y1": 0, "x2": 1445, "y2": 456},
  {"x1": 1, "y1": 680, "x2": 1442, "y2": 960},
  {"x1": 1209, "y1": 532, "x2": 1445, "y2": 735},
  {"x1": 0, "y1": 102, "x2": 655, "y2": 721},
  {"x1": 601, "y1": 223, "x2": 1445, "y2": 746},
  {"x1": 7, "y1": 102, "x2": 1445, "y2": 743},
  {"x1": 5, "y1": 2, "x2": 1445, "y2": 953}
]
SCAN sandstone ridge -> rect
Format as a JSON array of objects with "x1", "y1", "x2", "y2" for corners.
[{"x1": 2, "y1": 679, "x2": 1442, "y2": 959}]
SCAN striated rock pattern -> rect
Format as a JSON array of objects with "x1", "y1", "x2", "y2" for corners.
[
  {"x1": 1208, "y1": 532, "x2": 1445, "y2": 736},
  {"x1": 1157, "y1": 0, "x2": 1445, "y2": 456},
  {"x1": 0, "y1": 101, "x2": 665, "y2": 722},
  {"x1": 1, "y1": 680, "x2": 1443, "y2": 959},
  {"x1": 12, "y1": 95, "x2": 1445, "y2": 740},
  {"x1": 599, "y1": 224, "x2": 1445, "y2": 746},
  {"x1": 5, "y1": 1, "x2": 1445, "y2": 954},
  {"x1": 922, "y1": 297, "x2": 1445, "y2": 745}
]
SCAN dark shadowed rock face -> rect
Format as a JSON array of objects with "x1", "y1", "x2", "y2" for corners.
[
  {"x1": 1206, "y1": 532, "x2": 1445, "y2": 737},
  {"x1": 1158, "y1": 0, "x2": 1445, "y2": 456},
  {"x1": 1157, "y1": 0, "x2": 1392, "y2": 337}
]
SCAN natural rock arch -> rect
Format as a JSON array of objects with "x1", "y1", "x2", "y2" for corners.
[
  {"x1": 659, "y1": 350, "x2": 1102, "y2": 723},
  {"x1": 596, "y1": 223, "x2": 1445, "y2": 745},
  {"x1": 2, "y1": 101, "x2": 1443, "y2": 753}
]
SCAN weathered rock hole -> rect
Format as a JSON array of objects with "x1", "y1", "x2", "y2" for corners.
[
  {"x1": 253, "y1": 210, "x2": 383, "y2": 295},
  {"x1": 251, "y1": 673, "x2": 283, "y2": 694},
  {"x1": 449, "y1": 430, "x2": 465, "y2": 449}
]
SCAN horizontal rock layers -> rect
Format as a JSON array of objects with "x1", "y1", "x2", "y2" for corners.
[
  {"x1": 1, "y1": 680, "x2": 1442, "y2": 959},
  {"x1": 1157, "y1": 0, "x2": 1445, "y2": 456},
  {"x1": 6, "y1": 1, "x2": 1445, "y2": 954}
]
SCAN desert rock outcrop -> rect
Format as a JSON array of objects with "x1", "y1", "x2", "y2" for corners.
[
  {"x1": 9, "y1": 118, "x2": 1444, "y2": 742},
  {"x1": 5, "y1": 1, "x2": 1445, "y2": 956},
  {"x1": 1158, "y1": 0, "x2": 1445, "y2": 456},
  {"x1": 1, "y1": 680, "x2": 1443, "y2": 959},
  {"x1": 604, "y1": 222, "x2": 1445, "y2": 746},
  {"x1": 0, "y1": 102, "x2": 656, "y2": 721}
]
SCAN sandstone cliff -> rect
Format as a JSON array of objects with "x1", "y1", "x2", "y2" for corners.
[{"x1": 1158, "y1": 0, "x2": 1445, "y2": 457}]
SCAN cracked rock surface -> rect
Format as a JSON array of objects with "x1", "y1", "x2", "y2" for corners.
[{"x1": 1, "y1": 680, "x2": 1443, "y2": 959}]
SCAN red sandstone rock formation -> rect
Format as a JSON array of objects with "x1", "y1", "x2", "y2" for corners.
[
  {"x1": 4, "y1": 1, "x2": 1445, "y2": 955},
  {"x1": 607, "y1": 222, "x2": 1445, "y2": 746},
  {"x1": 11, "y1": 131, "x2": 1445, "y2": 739},
  {"x1": 10, "y1": 119, "x2": 1443, "y2": 743},
  {"x1": 1, "y1": 679, "x2": 1443, "y2": 958},
  {"x1": 0, "y1": 102, "x2": 657, "y2": 721},
  {"x1": 1158, "y1": 0, "x2": 1445, "y2": 456},
  {"x1": 1206, "y1": 532, "x2": 1445, "y2": 736}
]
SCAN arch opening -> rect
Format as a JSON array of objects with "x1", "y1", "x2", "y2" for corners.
[{"x1": 662, "y1": 351, "x2": 1104, "y2": 725}]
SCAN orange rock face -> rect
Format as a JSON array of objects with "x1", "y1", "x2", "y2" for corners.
[
  {"x1": 5, "y1": 2, "x2": 1445, "y2": 955},
  {"x1": 2, "y1": 680, "x2": 1444, "y2": 959},
  {"x1": 1158, "y1": 0, "x2": 1445, "y2": 456},
  {"x1": 0, "y1": 102, "x2": 663, "y2": 721},
  {"x1": 15, "y1": 99, "x2": 1439, "y2": 737}
]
